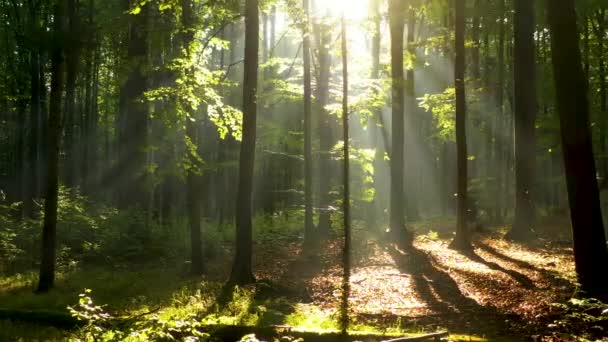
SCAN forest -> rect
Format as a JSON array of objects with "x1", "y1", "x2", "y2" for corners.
[{"x1": 1, "y1": 0, "x2": 608, "y2": 340}]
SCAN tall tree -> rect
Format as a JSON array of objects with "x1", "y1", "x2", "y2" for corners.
[
  {"x1": 404, "y1": 5, "x2": 419, "y2": 221},
  {"x1": 388, "y1": 0, "x2": 411, "y2": 245},
  {"x1": 181, "y1": 0, "x2": 204, "y2": 275},
  {"x1": 547, "y1": 0, "x2": 608, "y2": 301},
  {"x1": 315, "y1": 16, "x2": 333, "y2": 237},
  {"x1": 116, "y1": 0, "x2": 149, "y2": 209},
  {"x1": 37, "y1": 0, "x2": 67, "y2": 293},
  {"x1": 339, "y1": 14, "x2": 351, "y2": 334},
  {"x1": 450, "y1": 0, "x2": 470, "y2": 250},
  {"x1": 470, "y1": 0, "x2": 481, "y2": 80},
  {"x1": 508, "y1": 0, "x2": 537, "y2": 241},
  {"x1": 494, "y1": 0, "x2": 506, "y2": 223},
  {"x1": 63, "y1": 0, "x2": 80, "y2": 189},
  {"x1": 302, "y1": 0, "x2": 314, "y2": 250},
  {"x1": 592, "y1": 11, "x2": 607, "y2": 180},
  {"x1": 25, "y1": 0, "x2": 42, "y2": 218},
  {"x1": 229, "y1": 0, "x2": 258, "y2": 285}
]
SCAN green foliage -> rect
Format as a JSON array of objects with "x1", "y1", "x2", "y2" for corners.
[
  {"x1": 0, "y1": 203, "x2": 24, "y2": 273},
  {"x1": 0, "y1": 189, "x2": 188, "y2": 276},
  {"x1": 546, "y1": 297, "x2": 608, "y2": 341},
  {"x1": 418, "y1": 87, "x2": 457, "y2": 141},
  {"x1": 69, "y1": 290, "x2": 210, "y2": 341},
  {"x1": 419, "y1": 85, "x2": 483, "y2": 142}
]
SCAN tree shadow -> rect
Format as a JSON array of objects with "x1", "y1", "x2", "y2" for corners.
[
  {"x1": 474, "y1": 240, "x2": 574, "y2": 289},
  {"x1": 382, "y1": 240, "x2": 517, "y2": 338},
  {"x1": 460, "y1": 249, "x2": 536, "y2": 289}
]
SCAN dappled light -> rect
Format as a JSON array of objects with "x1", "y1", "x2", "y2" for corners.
[{"x1": 1, "y1": 0, "x2": 608, "y2": 341}]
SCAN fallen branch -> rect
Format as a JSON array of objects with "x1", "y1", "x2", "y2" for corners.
[{"x1": 381, "y1": 331, "x2": 449, "y2": 342}]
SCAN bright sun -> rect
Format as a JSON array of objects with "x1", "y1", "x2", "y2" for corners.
[{"x1": 314, "y1": 0, "x2": 369, "y2": 20}]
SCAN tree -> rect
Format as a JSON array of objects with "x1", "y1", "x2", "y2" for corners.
[
  {"x1": 388, "y1": 0, "x2": 411, "y2": 246},
  {"x1": 494, "y1": 0, "x2": 506, "y2": 223},
  {"x1": 339, "y1": 14, "x2": 351, "y2": 334},
  {"x1": 302, "y1": 0, "x2": 314, "y2": 250},
  {"x1": 547, "y1": 0, "x2": 608, "y2": 301},
  {"x1": 116, "y1": 0, "x2": 149, "y2": 209},
  {"x1": 182, "y1": 0, "x2": 204, "y2": 275},
  {"x1": 449, "y1": 0, "x2": 470, "y2": 251},
  {"x1": 404, "y1": 5, "x2": 419, "y2": 221},
  {"x1": 229, "y1": 0, "x2": 259, "y2": 286},
  {"x1": 63, "y1": 0, "x2": 81, "y2": 189},
  {"x1": 25, "y1": 0, "x2": 43, "y2": 218},
  {"x1": 315, "y1": 15, "x2": 333, "y2": 237},
  {"x1": 37, "y1": 0, "x2": 67, "y2": 293},
  {"x1": 508, "y1": 0, "x2": 537, "y2": 241}
]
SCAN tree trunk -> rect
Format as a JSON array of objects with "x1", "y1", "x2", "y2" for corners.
[
  {"x1": 181, "y1": 0, "x2": 204, "y2": 275},
  {"x1": 25, "y1": 2, "x2": 41, "y2": 217},
  {"x1": 339, "y1": 15, "x2": 351, "y2": 334},
  {"x1": 63, "y1": 0, "x2": 80, "y2": 189},
  {"x1": 37, "y1": 0, "x2": 67, "y2": 294},
  {"x1": 404, "y1": 7, "x2": 419, "y2": 222},
  {"x1": 229, "y1": 0, "x2": 258, "y2": 286},
  {"x1": 547, "y1": 0, "x2": 608, "y2": 301},
  {"x1": 389, "y1": 0, "x2": 411, "y2": 246},
  {"x1": 116, "y1": 0, "x2": 149, "y2": 209},
  {"x1": 592, "y1": 11, "x2": 607, "y2": 184},
  {"x1": 450, "y1": 0, "x2": 470, "y2": 251},
  {"x1": 302, "y1": 0, "x2": 315, "y2": 250},
  {"x1": 316, "y1": 18, "x2": 333, "y2": 237},
  {"x1": 508, "y1": 0, "x2": 537, "y2": 241},
  {"x1": 471, "y1": 0, "x2": 481, "y2": 80},
  {"x1": 494, "y1": 0, "x2": 506, "y2": 224}
]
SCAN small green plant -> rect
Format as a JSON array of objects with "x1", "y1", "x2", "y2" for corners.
[
  {"x1": 68, "y1": 289, "x2": 210, "y2": 342},
  {"x1": 545, "y1": 297, "x2": 608, "y2": 341}
]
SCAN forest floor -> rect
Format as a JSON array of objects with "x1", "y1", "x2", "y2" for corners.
[
  {"x1": 247, "y1": 218, "x2": 577, "y2": 341},
  {"x1": 0, "y1": 217, "x2": 580, "y2": 341}
]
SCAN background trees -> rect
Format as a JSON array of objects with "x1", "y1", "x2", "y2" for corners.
[{"x1": 0, "y1": 0, "x2": 607, "y2": 315}]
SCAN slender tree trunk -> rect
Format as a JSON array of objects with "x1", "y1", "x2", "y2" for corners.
[
  {"x1": 117, "y1": 0, "x2": 149, "y2": 209},
  {"x1": 181, "y1": 0, "x2": 204, "y2": 275},
  {"x1": 471, "y1": 0, "x2": 481, "y2": 80},
  {"x1": 547, "y1": 0, "x2": 608, "y2": 301},
  {"x1": 404, "y1": 7, "x2": 419, "y2": 221},
  {"x1": 508, "y1": 0, "x2": 537, "y2": 241},
  {"x1": 339, "y1": 15, "x2": 351, "y2": 334},
  {"x1": 25, "y1": 2, "x2": 41, "y2": 217},
  {"x1": 450, "y1": 0, "x2": 470, "y2": 250},
  {"x1": 37, "y1": 0, "x2": 67, "y2": 294},
  {"x1": 494, "y1": 0, "x2": 506, "y2": 224},
  {"x1": 229, "y1": 0, "x2": 258, "y2": 286},
  {"x1": 302, "y1": 0, "x2": 315, "y2": 250},
  {"x1": 389, "y1": 0, "x2": 411, "y2": 246},
  {"x1": 369, "y1": 0, "x2": 382, "y2": 230},
  {"x1": 316, "y1": 19, "x2": 333, "y2": 237},
  {"x1": 63, "y1": 0, "x2": 80, "y2": 189}
]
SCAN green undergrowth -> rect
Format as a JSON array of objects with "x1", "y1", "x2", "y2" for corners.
[{"x1": 0, "y1": 267, "x2": 419, "y2": 340}]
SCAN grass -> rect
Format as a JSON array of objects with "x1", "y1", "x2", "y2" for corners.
[
  {"x1": 0, "y1": 266, "x2": 420, "y2": 341},
  {"x1": 0, "y1": 267, "x2": 205, "y2": 315}
]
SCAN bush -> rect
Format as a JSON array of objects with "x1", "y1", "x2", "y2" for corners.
[{"x1": 0, "y1": 187, "x2": 188, "y2": 276}]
